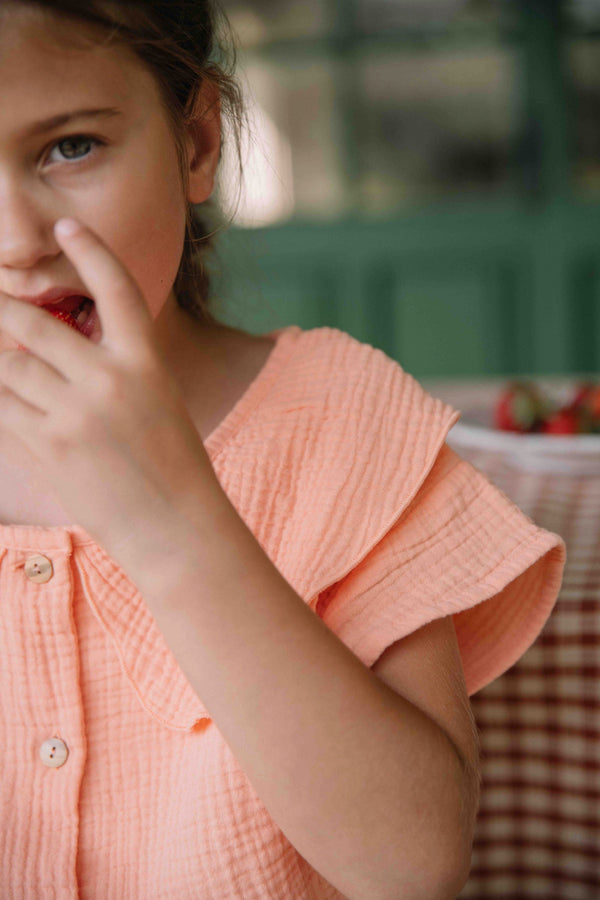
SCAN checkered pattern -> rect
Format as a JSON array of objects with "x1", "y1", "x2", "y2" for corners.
[{"x1": 451, "y1": 444, "x2": 600, "y2": 899}]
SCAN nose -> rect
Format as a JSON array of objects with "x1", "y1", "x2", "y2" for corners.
[{"x1": 0, "y1": 181, "x2": 60, "y2": 270}]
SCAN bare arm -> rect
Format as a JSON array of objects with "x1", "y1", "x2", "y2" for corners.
[{"x1": 129, "y1": 482, "x2": 481, "y2": 900}]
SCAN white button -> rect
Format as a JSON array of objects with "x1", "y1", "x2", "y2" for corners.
[
  {"x1": 24, "y1": 555, "x2": 54, "y2": 584},
  {"x1": 40, "y1": 738, "x2": 69, "y2": 768}
]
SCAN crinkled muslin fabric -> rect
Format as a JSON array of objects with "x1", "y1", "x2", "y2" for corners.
[{"x1": 0, "y1": 326, "x2": 565, "y2": 898}]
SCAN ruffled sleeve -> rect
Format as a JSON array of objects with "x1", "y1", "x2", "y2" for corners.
[
  {"x1": 211, "y1": 326, "x2": 566, "y2": 698},
  {"x1": 314, "y1": 442, "x2": 566, "y2": 695}
]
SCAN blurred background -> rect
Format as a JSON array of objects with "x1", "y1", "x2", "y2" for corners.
[{"x1": 211, "y1": 0, "x2": 600, "y2": 379}]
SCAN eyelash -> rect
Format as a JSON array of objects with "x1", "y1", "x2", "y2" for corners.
[{"x1": 45, "y1": 134, "x2": 104, "y2": 166}]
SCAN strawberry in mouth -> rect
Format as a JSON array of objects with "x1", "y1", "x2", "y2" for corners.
[
  {"x1": 16, "y1": 296, "x2": 97, "y2": 351},
  {"x1": 50, "y1": 296, "x2": 96, "y2": 334}
]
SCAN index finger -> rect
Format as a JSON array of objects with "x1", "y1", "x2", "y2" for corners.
[{"x1": 54, "y1": 218, "x2": 155, "y2": 354}]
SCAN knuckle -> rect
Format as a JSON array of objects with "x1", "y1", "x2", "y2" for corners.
[
  {"x1": 80, "y1": 362, "x2": 121, "y2": 403},
  {"x1": 43, "y1": 417, "x2": 74, "y2": 454},
  {"x1": 0, "y1": 385, "x2": 13, "y2": 409},
  {"x1": 22, "y1": 307, "x2": 50, "y2": 342},
  {"x1": 95, "y1": 366, "x2": 123, "y2": 402},
  {"x1": 1, "y1": 349, "x2": 27, "y2": 380},
  {"x1": 46, "y1": 403, "x2": 94, "y2": 450}
]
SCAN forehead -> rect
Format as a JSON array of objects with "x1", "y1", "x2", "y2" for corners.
[{"x1": 0, "y1": 5, "x2": 155, "y2": 124}]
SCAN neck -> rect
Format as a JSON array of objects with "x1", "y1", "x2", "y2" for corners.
[{"x1": 152, "y1": 294, "x2": 276, "y2": 443}]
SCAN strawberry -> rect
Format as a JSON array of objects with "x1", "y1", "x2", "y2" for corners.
[
  {"x1": 494, "y1": 382, "x2": 550, "y2": 433},
  {"x1": 17, "y1": 307, "x2": 79, "y2": 351},
  {"x1": 542, "y1": 407, "x2": 579, "y2": 434},
  {"x1": 572, "y1": 382, "x2": 596, "y2": 407},
  {"x1": 570, "y1": 382, "x2": 600, "y2": 432},
  {"x1": 495, "y1": 392, "x2": 521, "y2": 431},
  {"x1": 586, "y1": 386, "x2": 600, "y2": 420}
]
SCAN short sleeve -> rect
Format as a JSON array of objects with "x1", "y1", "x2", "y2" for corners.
[{"x1": 314, "y1": 443, "x2": 566, "y2": 696}]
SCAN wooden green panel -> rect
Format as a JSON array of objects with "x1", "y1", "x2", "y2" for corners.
[
  {"x1": 486, "y1": 259, "x2": 522, "y2": 375},
  {"x1": 529, "y1": 207, "x2": 572, "y2": 372},
  {"x1": 569, "y1": 255, "x2": 600, "y2": 375},
  {"x1": 505, "y1": 256, "x2": 536, "y2": 376},
  {"x1": 217, "y1": 256, "x2": 337, "y2": 334},
  {"x1": 357, "y1": 260, "x2": 397, "y2": 357},
  {"x1": 393, "y1": 264, "x2": 495, "y2": 377},
  {"x1": 213, "y1": 201, "x2": 600, "y2": 377}
]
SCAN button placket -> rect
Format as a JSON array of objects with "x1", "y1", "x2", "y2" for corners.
[
  {"x1": 2, "y1": 542, "x2": 83, "y2": 894},
  {"x1": 20, "y1": 555, "x2": 70, "y2": 771}
]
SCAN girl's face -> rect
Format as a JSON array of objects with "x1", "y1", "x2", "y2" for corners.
[{"x1": 0, "y1": 8, "x2": 209, "y2": 352}]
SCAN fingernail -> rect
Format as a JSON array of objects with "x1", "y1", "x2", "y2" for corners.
[{"x1": 55, "y1": 218, "x2": 82, "y2": 237}]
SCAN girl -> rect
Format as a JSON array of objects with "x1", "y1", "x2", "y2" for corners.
[{"x1": 0, "y1": 2, "x2": 565, "y2": 898}]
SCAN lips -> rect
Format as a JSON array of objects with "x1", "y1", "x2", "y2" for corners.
[
  {"x1": 14, "y1": 296, "x2": 97, "y2": 351},
  {"x1": 42, "y1": 295, "x2": 90, "y2": 315},
  {"x1": 12, "y1": 288, "x2": 93, "y2": 310}
]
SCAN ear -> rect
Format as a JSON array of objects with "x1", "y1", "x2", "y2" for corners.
[{"x1": 184, "y1": 78, "x2": 222, "y2": 204}]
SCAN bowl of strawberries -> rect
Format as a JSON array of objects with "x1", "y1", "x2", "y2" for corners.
[
  {"x1": 423, "y1": 375, "x2": 600, "y2": 475},
  {"x1": 494, "y1": 380, "x2": 600, "y2": 436}
]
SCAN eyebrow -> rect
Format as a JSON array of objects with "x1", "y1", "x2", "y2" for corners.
[{"x1": 22, "y1": 107, "x2": 123, "y2": 139}]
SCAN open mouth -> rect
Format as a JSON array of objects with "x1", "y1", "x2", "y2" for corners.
[{"x1": 44, "y1": 296, "x2": 97, "y2": 338}]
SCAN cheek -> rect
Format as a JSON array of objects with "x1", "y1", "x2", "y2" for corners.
[
  {"x1": 127, "y1": 211, "x2": 186, "y2": 320},
  {"x1": 89, "y1": 174, "x2": 187, "y2": 320}
]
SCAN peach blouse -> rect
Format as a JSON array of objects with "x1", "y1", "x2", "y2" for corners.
[{"x1": 0, "y1": 326, "x2": 565, "y2": 897}]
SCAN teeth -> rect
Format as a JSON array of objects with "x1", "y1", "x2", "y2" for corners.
[{"x1": 74, "y1": 298, "x2": 93, "y2": 326}]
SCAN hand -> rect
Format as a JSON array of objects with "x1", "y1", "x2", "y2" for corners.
[{"x1": 0, "y1": 218, "x2": 219, "y2": 583}]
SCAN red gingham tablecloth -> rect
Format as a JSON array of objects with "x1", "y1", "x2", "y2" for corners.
[{"x1": 423, "y1": 378, "x2": 600, "y2": 900}]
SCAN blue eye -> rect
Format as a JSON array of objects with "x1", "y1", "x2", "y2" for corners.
[{"x1": 46, "y1": 135, "x2": 102, "y2": 165}]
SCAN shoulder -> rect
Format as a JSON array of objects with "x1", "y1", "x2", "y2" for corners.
[
  {"x1": 221, "y1": 324, "x2": 461, "y2": 489},
  {"x1": 215, "y1": 325, "x2": 460, "y2": 588},
  {"x1": 261, "y1": 325, "x2": 458, "y2": 435},
  {"x1": 284, "y1": 324, "x2": 408, "y2": 388}
]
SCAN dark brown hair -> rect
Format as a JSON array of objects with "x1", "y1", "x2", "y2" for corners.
[{"x1": 3, "y1": 0, "x2": 245, "y2": 325}]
